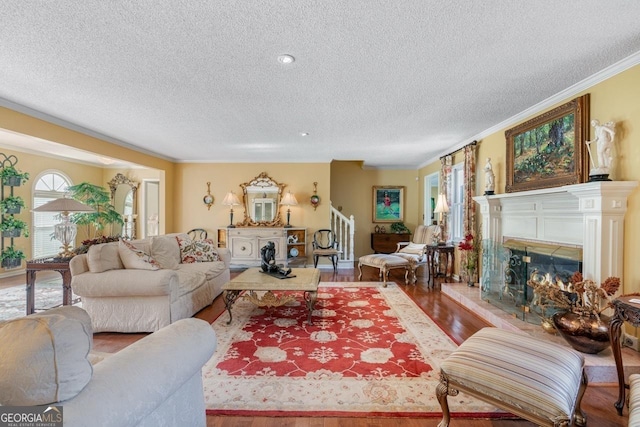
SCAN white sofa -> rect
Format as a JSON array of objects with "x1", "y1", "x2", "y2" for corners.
[
  {"x1": 0, "y1": 306, "x2": 216, "y2": 427},
  {"x1": 70, "y1": 233, "x2": 230, "y2": 332}
]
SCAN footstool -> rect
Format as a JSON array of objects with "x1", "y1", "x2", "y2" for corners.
[
  {"x1": 358, "y1": 254, "x2": 416, "y2": 286},
  {"x1": 436, "y1": 327, "x2": 587, "y2": 427}
]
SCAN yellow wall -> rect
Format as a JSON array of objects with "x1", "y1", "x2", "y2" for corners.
[
  {"x1": 421, "y1": 64, "x2": 640, "y2": 294},
  {"x1": 331, "y1": 161, "x2": 420, "y2": 257},
  {"x1": 1, "y1": 64, "x2": 638, "y2": 287},
  {"x1": 173, "y1": 163, "x2": 331, "y2": 265},
  {"x1": 0, "y1": 107, "x2": 176, "y2": 232}
]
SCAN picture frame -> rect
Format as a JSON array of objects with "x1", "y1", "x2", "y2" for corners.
[
  {"x1": 372, "y1": 186, "x2": 405, "y2": 222},
  {"x1": 505, "y1": 94, "x2": 590, "y2": 193}
]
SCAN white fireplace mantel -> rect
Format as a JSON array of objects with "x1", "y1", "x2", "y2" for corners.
[{"x1": 474, "y1": 181, "x2": 638, "y2": 284}]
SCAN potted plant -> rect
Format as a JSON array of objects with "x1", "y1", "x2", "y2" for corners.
[
  {"x1": 390, "y1": 221, "x2": 410, "y2": 234},
  {"x1": 0, "y1": 165, "x2": 30, "y2": 186},
  {"x1": 66, "y1": 182, "x2": 123, "y2": 239},
  {"x1": 1, "y1": 246, "x2": 26, "y2": 268},
  {"x1": 0, "y1": 216, "x2": 29, "y2": 238},
  {"x1": 0, "y1": 196, "x2": 26, "y2": 214}
]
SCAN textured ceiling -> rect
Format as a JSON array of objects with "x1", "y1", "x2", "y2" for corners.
[{"x1": 1, "y1": 1, "x2": 640, "y2": 169}]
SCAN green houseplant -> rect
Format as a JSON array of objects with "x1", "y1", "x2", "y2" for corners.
[
  {"x1": 390, "y1": 221, "x2": 410, "y2": 234},
  {"x1": 0, "y1": 216, "x2": 29, "y2": 238},
  {"x1": 1, "y1": 246, "x2": 26, "y2": 268},
  {"x1": 66, "y1": 182, "x2": 123, "y2": 239},
  {"x1": 0, "y1": 165, "x2": 30, "y2": 186},
  {"x1": 0, "y1": 196, "x2": 26, "y2": 214}
]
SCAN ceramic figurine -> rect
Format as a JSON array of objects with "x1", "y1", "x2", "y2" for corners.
[
  {"x1": 484, "y1": 157, "x2": 495, "y2": 195},
  {"x1": 586, "y1": 119, "x2": 615, "y2": 181}
]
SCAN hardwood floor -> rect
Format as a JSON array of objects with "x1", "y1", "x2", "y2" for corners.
[{"x1": 4, "y1": 265, "x2": 627, "y2": 426}]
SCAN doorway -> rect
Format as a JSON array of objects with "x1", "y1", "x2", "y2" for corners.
[{"x1": 142, "y1": 179, "x2": 160, "y2": 237}]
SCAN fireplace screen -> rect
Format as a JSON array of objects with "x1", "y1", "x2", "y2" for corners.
[{"x1": 481, "y1": 239, "x2": 582, "y2": 324}]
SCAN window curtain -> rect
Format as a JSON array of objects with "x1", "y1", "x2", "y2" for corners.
[
  {"x1": 463, "y1": 142, "x2": 478, "y2": 282},
  {"x1": 439, "y1": 155, "x2": 452, "y2": 241}
]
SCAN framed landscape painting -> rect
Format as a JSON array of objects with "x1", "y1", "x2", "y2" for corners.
[
  {"x1": 505, "y1": 94, "x2": 590, "y2": 193},
  {"x1": 372, "y1": 186, "x2": 404, "y2": 222}
]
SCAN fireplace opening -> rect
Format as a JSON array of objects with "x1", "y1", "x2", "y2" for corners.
[{"x1": 481, "y1": 239, "x2": 582, "y2": 325}]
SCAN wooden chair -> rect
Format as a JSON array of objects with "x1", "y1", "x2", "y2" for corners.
[
  {"x1": 312, "y1": 229, "x2": 341, "y2": 271},
  {"x1": 187, "y1": 228, "x2": 208, "y2": 240}
]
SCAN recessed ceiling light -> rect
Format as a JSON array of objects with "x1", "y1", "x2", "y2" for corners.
[
  {"x1": 300, "y1": 132, "x2": 309, "y2": 137},
  {"x1": 278, "y1": 54, "x2": 295, "y2": 64}
]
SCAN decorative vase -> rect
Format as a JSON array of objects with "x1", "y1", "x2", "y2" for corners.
[{"x1": 551, "y1": 311, "x2": 610, "y2": 354}]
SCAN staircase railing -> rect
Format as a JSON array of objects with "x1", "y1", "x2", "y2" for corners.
[{"x1": 330, "y1": 202, "x2": 355, "y2": 268}]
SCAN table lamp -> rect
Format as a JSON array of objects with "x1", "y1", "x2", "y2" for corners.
[
  {"x1": 222, "y1": 191, "x2": 241, "y2": 228},
  {"x1": 433, "y1": 193, "x2": 449, "y2": 244},
  {"x1": 33, "y1": 197, "x2": 95, "y2": 258},
  {"x1": 280, "y1": 191, "x2": 298, "y2": 228}
]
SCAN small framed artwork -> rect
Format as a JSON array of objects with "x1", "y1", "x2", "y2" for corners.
[
  {"x1": 505, "y1": 94, "x2": 590, "y2": 193},
  {"x1": 372, "y1": 186, "x2": 405, "y2": 222}
]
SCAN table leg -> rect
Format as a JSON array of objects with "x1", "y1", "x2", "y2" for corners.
[
  {"x1": 304, "y1": 291, "x2": 317, "y2": 325},
  {"x1": 223, "y1": 290, "x2": 241, "y2": 325},
  {"x1": 59, "y1": 269, "x2": 73, "y2": 306},
  {"x1": 26, "y1": 270, "x2": 36, "y2": 315},
  {"x1": 609, "y1": 312, "x2": 625, "y2": 415}
]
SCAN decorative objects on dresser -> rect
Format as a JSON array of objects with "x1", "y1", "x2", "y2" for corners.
[
  {"x1": 505, "y1": 94, "x2": 590, "y2": 193},
  {"x1": 280, "y1": 191, "x2": 298, "y2": 228},
  {"x1": 222, "y1": 191, "x2": 241, "y2": 227},
  {"x1": 203, "y1": 181, "x2": 214, "y2": 210},
  {"x1": 585, "y1": 119, "x2": 616, "y2": 181}
]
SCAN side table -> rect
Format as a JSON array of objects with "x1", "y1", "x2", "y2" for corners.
[
  {"x1": 609, "y1": 296, "x2": 640, "y2": 415},
  {"x1": 25, "y1": 257, "x2": 72, "y2": 315},
  {"x1": 426, "y1": 244, "x2": 454, "y2": 287}
]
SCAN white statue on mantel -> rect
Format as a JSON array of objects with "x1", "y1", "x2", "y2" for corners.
[
  {"x1": 585, "y1": 119, "x2": 616, "y2": 181},
  {"x1": 484, "y1": 157, "x2": 495, "y2": 195}
]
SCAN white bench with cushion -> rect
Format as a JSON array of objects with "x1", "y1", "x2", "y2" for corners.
[{"x1": 437, "y1": 327, "x2": 587, "y2": 427}]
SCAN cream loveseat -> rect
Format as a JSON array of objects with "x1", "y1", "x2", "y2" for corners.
[
  {"x1": 0, "y1": 306, "x2": 217, "y2": 427},
  {"x1": 70, "y1": 233, "x2": 230, "y2": 332}
]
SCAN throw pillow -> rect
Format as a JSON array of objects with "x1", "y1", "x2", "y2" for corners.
[
  {"x1": 0, "y1": 310, "x2": 93, "y2": 405},
  {"x1": 150, "y1": 235, "x2": 181, "y2": 270},
  {"x1": 118, "y1": 239, "x2": 161, "y2": 270},
  {"x1": 87, "y1": 241, "x2": 124, "y2": 273},
  {"x1": 176, "y1": 236, "x2": 220, "y2": 263},
  {"x1": 399, "y1": 242, "x2": 426, "y2": 255}
]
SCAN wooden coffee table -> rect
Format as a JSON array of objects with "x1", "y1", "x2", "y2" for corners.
[{"x1": 222, "y1": 268, "x2": 321, "y2": 325}]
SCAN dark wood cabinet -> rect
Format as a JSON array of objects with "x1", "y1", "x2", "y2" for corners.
[{"x1": 371, "y1": 233, "x2": 411, "y2": 254}]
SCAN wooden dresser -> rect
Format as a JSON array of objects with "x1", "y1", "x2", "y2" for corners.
[
  {"x1": 370, "y1": 233, "x2": 411, "y2": 254},
  {"x1": 218, "y1": 227, "x2": 307, "y2": 267}
]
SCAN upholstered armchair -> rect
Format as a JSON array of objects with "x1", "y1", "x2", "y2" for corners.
[{"x1": 393, "y1": 224, "x2": 438, "y2": 268}]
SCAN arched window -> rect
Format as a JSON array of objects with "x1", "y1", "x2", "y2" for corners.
[{"x1": 32, "y1": 171, "x2": 72, "y2": 258}]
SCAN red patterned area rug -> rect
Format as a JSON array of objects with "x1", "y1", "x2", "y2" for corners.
[{"x1": 203, "y1": 282, "x2": 507, "y2": 419}]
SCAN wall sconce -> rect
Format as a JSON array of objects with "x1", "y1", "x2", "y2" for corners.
[
  {"x1": 32, "y1": 197, "x2": 95, "y2": 258},
  {"x1": 203, "y1": 182, "x2": 214, "y2": 210},
  {"x1": 222, "y1": 191, "x2": 241, "y2": 228},
  {"x1": 433, "y1": 193, "x2": 449, "y2": 244},
  {"x1": 280, "y1": 191, "x2": 298, "y2": 228},
  {"x1": 310, "y1": 182, "x2": 320, "y2": 211}
]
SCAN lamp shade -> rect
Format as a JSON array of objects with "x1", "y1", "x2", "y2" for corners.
[
  {"x1": 222, "y1": 192, "x2": 241, "y2": 206},
  {"x1": 33, "y1": 197, "x2": 95, "y2": 214},
  {"x1": 433, "y1": 194, "x2": 449, "y2": 214},
  {"x1": 280, "y1": 191, "x2": 298, "y2": 206}
]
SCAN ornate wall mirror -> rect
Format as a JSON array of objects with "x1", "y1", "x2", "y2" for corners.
[
  {"x1": 109, "y1": 173, "x2": 139, "y2": 238},
  {"x1": 240, "y1": 172, "x2": 286, "y2": 226}
]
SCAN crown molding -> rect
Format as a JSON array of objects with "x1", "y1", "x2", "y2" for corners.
[{"x1": 419, "y1": 50, "x2": 640, "y2": 169}]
